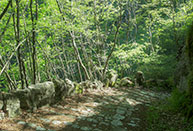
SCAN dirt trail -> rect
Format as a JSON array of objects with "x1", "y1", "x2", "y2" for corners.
[{"x1": 0, "y1": 87, "x2": 168, "y2": 131}]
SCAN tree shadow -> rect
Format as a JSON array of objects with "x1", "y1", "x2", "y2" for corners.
[{"x1": 48, "y1": 88, "x2": 160, "y2": 131}]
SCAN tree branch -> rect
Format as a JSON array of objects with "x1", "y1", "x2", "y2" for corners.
[{"x1": 0, "y1": 0, "x2": 11, "y2": 21}]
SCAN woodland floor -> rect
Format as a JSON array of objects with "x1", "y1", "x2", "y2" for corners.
[{"x1": 0, "y1": 87, "x2": 169, "y2": 131}]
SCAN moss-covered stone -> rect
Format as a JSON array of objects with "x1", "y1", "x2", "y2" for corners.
[
  {"x1": 80, "y1": 80, "x2": 104, "y2": 90},
  {"x1": 11, "y1": 88, "x2": 31, "y2": 109},
  {"x1": 0, "y1": 93, "x2": 3, "y2": 109},
  {"x1": 75, "y1": 82, "x2": 83, "y2": 94},
  {"x1": 135, "y1": 71, "x2": 145, "y2": 88},
  {"x1": 120, "y1": 77, "x2": 134, "y2": 87},
  {"x1": 52, "y1": 79, "x2": 66, "y2": 101},
  {"x1": 107, "y1": 69, "x2": 118, "y2": 87},
  {"x1": 65, "y1": 78, "x2": 76, "y2": 96},
  {"x1": 3, "y1": 93, "x2": 21, "y2": 118}
]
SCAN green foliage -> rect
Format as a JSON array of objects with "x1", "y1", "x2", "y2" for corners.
[
  {"x1": 75, "y1": 83, "x2": 83, "y2": 94},
  {"x1": 168, "y1": 89, "x2": 187, "y2": 112},
  {"x1": 146, "y1": 88, "x2": 193, "y2": 130},
  {"x1": 146, "y1": 101, "x2": 193, "y2": 131},
  {"x1": 188, "y1": 71, "x2": 193, "y2": 97},
  {"x1": 167, "y1": 88, "x2": 193, "y2": 120},
  {"x1": 0, "y1": 0, "x2": 193, "y2": 128},
  {"x1": 111, "y1": 43, "x2": 150, "y2": 78},
  {"x1": 0, "y1": 0, "x2": 193, "y2": 92},
  {"x1": 111, "y1": 41, "x2": 176, "y2": 89},
  {"x1": 146, "y1": 106, "x2": 166, "y2": 130}
]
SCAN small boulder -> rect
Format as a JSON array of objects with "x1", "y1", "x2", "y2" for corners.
[
  {"x1": 65, "y1": 78, "x2": 76, "y2": 96},
  {"x1": 0, "y1": 93, "x2": 3, "y2": 109},
  {"x1": 120, "y1": 77, "x2": 134, "y2": 87},
  {"x1": 0, "y1": 100, "x2": 3, "y2": 110},
  {"x1": 11, "y1": 88, "x2": 31, "y2": 109},
  {"x1": 0, "y1": 95, "x2": 4, "y2": 120},
  {"x1": 29, "y1": 81, "x2": 55, "y2": 110},
  {"x1": 80, "y1": 80, "x2": 104, "y2": 90},
  {"x1": 135, "y1": 71, "x2": 145, "y2": 88},
  {"x1": 80, "y1": 80, "x2": 93, "y2": 91},
  {"x1": 74, "y1": 82, "x2": 83, "y2": 94},
  {"x1": 0, "y1": 111, "x2": 5, "y2": 120},
  {"x1": 53, "y1": 79, "x2": 66, "y2": 101},
  {"x1": 79, "y1": 80, "x2": 90, "y2": 89},
  {"x1": 3, "y1": 93, "x2": 21, "y2": 118},
  {"x1": 107, "y1": 69, "x2": 118, "y2": 87},
  {"x1": 93, "y1": 80, "x2": 104, "y2": 90}
]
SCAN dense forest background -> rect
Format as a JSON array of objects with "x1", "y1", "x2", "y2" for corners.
[
  {"x1": 0, "y1": 0, "x2": 193, "y2": 121},
  {"x1": 1, "y1": 0, "x2": 192, "y2": 89}
]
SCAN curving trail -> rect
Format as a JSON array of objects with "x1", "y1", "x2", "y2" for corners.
[{"x1": 0, "y1": 87, "x2": 168, "y2": 131}]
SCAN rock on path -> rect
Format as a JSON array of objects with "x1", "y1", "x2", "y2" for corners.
[{"x1": 0, "y1": 87, "x2": 168, "y2": 131}]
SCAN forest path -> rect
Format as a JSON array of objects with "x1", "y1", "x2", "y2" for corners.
[{"x1": 0, "y1": 87, "x2": 169, "y2": 131}]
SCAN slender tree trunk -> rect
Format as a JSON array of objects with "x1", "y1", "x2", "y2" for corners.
[
  {"x1": 0, "y1": 38, "x2": 27, "y2": 76},
  {"x1": 62, "y1": 39, "x2": 72, "y2": 79},
  {"x1": 36, "y1": 40, "x2": 61, "y2": 80},
  {"x1": 23, "y1": 4, "x2": 33, "y2": 83},
  {"x1": 126, "y1": 1, "x2": 131, "y2": 43},
  {"x1": 16, "y1": 0, "x2": 25, "y2": 89},
  {"x1": 79, "y1": 36, "x2": 93, "y2": 80},
  {"x1": 102, "y1": 3, "x2": 122, "y2": 79},
  {"x1": 171, "y1": 1, "x2": 178, "y2": 47},
  {"x1": 132, "y1": 2, "x2": 137, "y2": 42},
  {"x1": 53, "y1": 41, "x2": 67, "y2": 79},
  {"x1": 11, "y1": 1, "x2": 17, "y2": 41},
  {"x1": 77, "y1": 61, "x2": 83, "y2": 81},
  {"x1": 45, "y1": 57, "x2": 51, "y2": 80},
  {"x1": 0, "y1": 14, "x2": 12, "y2": 43},
  {"x1": 30, "y1": 0, "x2": 37, "y2": 84},
  {"x1": 64, "y1": 52, "x2": 75, "y2": 81},
  {"x1": 0, "y1": 0, "x2": 11, "y2": 20},
  {"x1": 70, "y1": 31, "x2": 90, "y2": 80},
  {"x1": 21, "y1": 60, "x2": 28, "y2": 87},
  {"x1": 0, "y1": 55, "x2": 17, "y2": 90},
  {"x1": 148, "y1": 14, "x2": 154, "y2": 52}
]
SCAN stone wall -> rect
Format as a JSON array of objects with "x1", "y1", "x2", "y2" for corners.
[
  {"x1": 0, "y1": 79, "x2": 104, "y2": 120},
  {"x1": 0, "y1": 79, "x2": 76, "y2": 120}
]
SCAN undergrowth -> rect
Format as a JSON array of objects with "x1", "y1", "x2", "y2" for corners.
[{"x1": 146, "y1": 88, "x2": 193, "y2": 131}]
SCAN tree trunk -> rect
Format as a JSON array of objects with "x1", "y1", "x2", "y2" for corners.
[
  {"x1": 16, "y1": 0, "x2": 25, "y2": 89},
  {"x1": 30, "y1": 0, "x2": 37, "y2": 84},
  {"x1": 102, "y1": 3, "x2": 122, "y2": 79},
  {"x1": 70, "y1": 31, "x2": 90, "y2": 80}
]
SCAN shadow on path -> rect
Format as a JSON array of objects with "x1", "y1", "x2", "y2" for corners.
[{"x1": 0, "y1": 87, "x2": 169, "y2": 131}]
